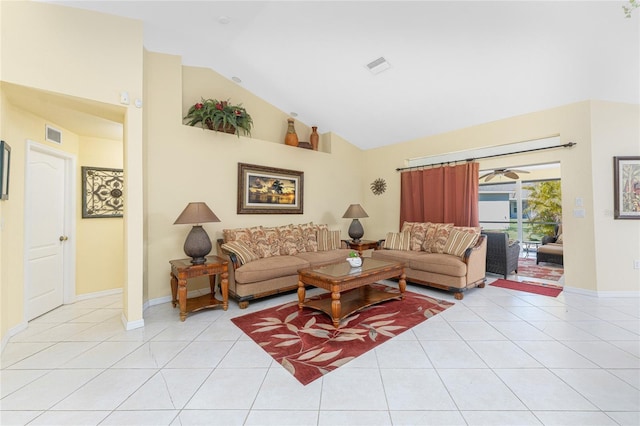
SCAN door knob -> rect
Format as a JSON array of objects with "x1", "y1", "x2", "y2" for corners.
[{"x1": 59, "y1": 236, "x2": 68, "y2": 241}]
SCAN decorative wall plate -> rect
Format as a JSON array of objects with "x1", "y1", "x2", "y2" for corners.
[{"x1": 370, "y1": 178, "x2": 387, "y2": 195}]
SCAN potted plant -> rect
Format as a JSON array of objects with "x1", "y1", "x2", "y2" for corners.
[
  {"x1": 183, "y1": 98, "x2": 253, "y2": 137},
  {"x1": 346, "y1": 251, "x2": 362, "y2": 267}
]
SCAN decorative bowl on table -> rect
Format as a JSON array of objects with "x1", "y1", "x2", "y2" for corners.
[{"x1": 346, "y1": 257, "x2": 362, "y2": 268}]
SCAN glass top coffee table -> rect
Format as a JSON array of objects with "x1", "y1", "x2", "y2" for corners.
[{"x1": 297, "y1": 258, "x2": 406, "y2": 328}]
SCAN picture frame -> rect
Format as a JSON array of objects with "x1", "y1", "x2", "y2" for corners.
[
  {"x1": 613, "y1": 156, "x2": 640, "y2": 219},
  {"x1": 237, "y1": 163, "x2": 304, "y2": 214},
  {"x1": 0, "y1": 141, "x2": 10, "y2": 200},
  {"x1": 82, "y1": 166, "x2": 124, "y2": 218}
]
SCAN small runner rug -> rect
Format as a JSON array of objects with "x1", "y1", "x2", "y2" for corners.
[
  {"x1": 231, "y1": 283, "x2": 454, "y2": 385},
  {"x1": 491, "y1": 278, "x2": 563, "y2": 297},
  {"x1": 518, "y1": 258, "x2": 564, "y2": 281}
]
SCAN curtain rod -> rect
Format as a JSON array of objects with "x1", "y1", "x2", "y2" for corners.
[{"x1": 396, "y1": 142, "x2": 576, "y2": 172}]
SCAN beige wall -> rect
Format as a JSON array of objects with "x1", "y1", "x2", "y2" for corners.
[
  {"x1": 364, "y1": 101, "x2": 640, "y2": 294},
  {"x1": 590, "y1": 101, "x2": 640, "y2": 292},
  {"x1": 144, "y1": 52, "x2": 365, "y2": 301},
  {"x1": 0, "y1": 1, "x2": 144, "y2": 342},
  {"x1": 77, "y1": 136, "x2": 124, "y2": 296}
]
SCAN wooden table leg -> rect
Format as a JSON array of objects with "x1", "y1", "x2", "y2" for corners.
[
  {"x1": 331, "y1": 284, "x2": 341, "y2": 328},
  {"x1": 399, "y1": 271, "x2": 406, "y2": 299},
  {"x1": 220, "y1": 271, "x2": 229, "y2": 311},
  {"x1": 297, "y1": 278, "x2": 306, "y2": 310},
  {"x1": 178, "y1": 277, "x2": 188, "y2": 321},
  {"x1": 170, "y1": 273, "x2": 178, "y2": 308}
]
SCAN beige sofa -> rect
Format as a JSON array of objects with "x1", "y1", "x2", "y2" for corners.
[
  {"x1": 216, "y1": 223, "x2": 351, "y2": 308},
  {"x1": 371, "y1": 222, "x2": 487, "y2": 300}
]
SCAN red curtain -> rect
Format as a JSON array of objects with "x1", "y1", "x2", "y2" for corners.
[{"x1": 400, "y1": 162, "x2": 479, "y2": 228}]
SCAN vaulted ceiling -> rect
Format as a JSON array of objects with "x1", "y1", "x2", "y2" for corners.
[{"x1": 48, "y1": 1, "x2": 639, "y2": 149}]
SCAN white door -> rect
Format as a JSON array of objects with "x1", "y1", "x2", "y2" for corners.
[{"x1": 26, "y1": 148, "x2": 70, "y2": 319}]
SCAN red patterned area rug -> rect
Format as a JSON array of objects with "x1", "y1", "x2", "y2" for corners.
[
  {"x1": 231, "y1": 283, "x2": 453, "y2": 385},
  {"x1": 491, "y1": 278, "x2": 563, "y2": 297},
  {"x1": 518, "y1": 257, "x2": 564, "y2": 281}
]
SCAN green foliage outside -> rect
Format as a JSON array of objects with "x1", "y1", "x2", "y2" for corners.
[{"x1": 523, "y1": 181, "x2": 562, "y2": 239}]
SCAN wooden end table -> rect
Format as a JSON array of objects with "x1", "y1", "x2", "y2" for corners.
[
  {"x1": 298, "y1": 258, "x2": 405, "y2": 328},
  {"x1": 169, "y1": 255, "x2": 228, "y2": 321},
  {"x1": 347, "y1": 239, "x2": 379, "y2": 256}
]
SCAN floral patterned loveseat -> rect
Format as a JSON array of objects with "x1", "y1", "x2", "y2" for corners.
[
  {"x1": 371, "y1": 222, "x2": 487, "y2": 300},
  {"x1": 217, "y1": 223, "x2": 351, "y2": 308}
]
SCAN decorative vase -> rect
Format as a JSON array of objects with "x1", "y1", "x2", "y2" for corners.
[
  {"x1": 346, "y1": 257, "x2": 362, "y2": 268},
  {"x1": 310, "y1": 126, "x2": 319, "y2": 151},
  {"x1": 284, "y1": 118, "x2": 299, "y2": 147}
]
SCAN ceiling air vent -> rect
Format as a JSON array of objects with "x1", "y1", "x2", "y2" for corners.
[
  {"x1": 45, "y1": 125, "x2": 62, "y2": 144},
  {"x1": 366, "y1": 56, "x2": 391, "y2": 75}
]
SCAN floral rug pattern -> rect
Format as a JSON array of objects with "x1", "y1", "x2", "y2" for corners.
[
  {"x1": 517, "y1": 257, "x2": 564, "y2": 281},
  {"x1": 231, "y1": 284, "x2": 453, "y2": 385}
]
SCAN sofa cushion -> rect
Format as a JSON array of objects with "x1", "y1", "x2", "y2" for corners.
[
  {"x1": 221, "y1": 240, "x2": 259, "y2": 265},
  {"x1": 234, "y1": 255, "x2": 310, "y2": 284},
  {"x1": 555, "y1": 233, "x2": 563, "y2": 244},
  {"x1": 409, "y1": 253, "x2": 467, "y2": 277},
  {"x1": 295, "y1": 248, "x2": 352, "y2": 266},
  {"x1": 444, "y1": 228, "x2": 480, "y2": 258},
  {"x1": 371, "y1": 248, "x2": 425, "y2": 264},
  {"x1": 317, "y1": 229, "x2": 341, "y2": 251},
  {"x1": 383, "y1": 231, "x2": 411, "y2": 250}
]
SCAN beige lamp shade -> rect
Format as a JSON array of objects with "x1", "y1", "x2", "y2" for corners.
[
  {"x1": 342, "y1": 204, "x2": 369, "y2": 219},
  {"x1": 174, "y1": 202, "x2": 220, "y2": 264},
  {"x1": 342, "y1": 204, "x2": 368, "y2": 242},
  {"x1": 174, "y1": 202, "x2": 220, "y2": 225}
]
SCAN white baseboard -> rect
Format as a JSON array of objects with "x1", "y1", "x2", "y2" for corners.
[
  {"x1": 563, "y1": 286, "x2": 640, "y2": 298},
  {"x1": 1, "y1": 321, "x2": 28, "y2": 354},
  {"x1": 121, "y1": 313, "x2": 144, "y2": 331},
  {"x1": 74, "y1": 288, "x2": 123, "y2": 302}
]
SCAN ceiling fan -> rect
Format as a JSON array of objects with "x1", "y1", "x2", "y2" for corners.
[{"x1": 479, "y1": 168, "x2": 530, "y2": 181}]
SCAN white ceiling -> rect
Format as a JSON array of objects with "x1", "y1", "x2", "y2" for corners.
[{"x1": 47, "y1": 1, "x2": 639, "y2": 149}]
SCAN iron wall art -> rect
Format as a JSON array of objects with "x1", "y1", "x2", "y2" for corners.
[{"x1": 82, "y1": 166, "x2": 124, "y2": 218}]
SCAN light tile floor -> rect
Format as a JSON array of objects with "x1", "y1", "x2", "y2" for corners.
[{"x1": 1, "y1": 272, "x2": 639, "y2": 426}]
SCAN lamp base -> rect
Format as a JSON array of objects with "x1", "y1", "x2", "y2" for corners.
[
  {"x1": 348, "y1": 218, "x2": 364, "y2": 243},
  {"x1": 184, "y1": 225, "x2": 212, "y2": 265}
]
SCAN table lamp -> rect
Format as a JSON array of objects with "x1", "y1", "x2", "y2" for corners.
[
  {"x1": 174, "y1": 202, "x2": 220, "y2": 264},
  {"x1": 342, "y1": 204, "x2": 369, "y2": 243}
]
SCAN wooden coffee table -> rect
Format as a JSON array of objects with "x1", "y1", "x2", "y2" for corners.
[{"x1": 297, "y1": 258, "x2": 406, "y2": 328}]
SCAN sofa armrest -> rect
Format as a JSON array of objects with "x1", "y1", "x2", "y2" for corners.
[
  {"x1": 541, "y1": 235, "x2": 556, "y2": 245},
  {"x1": 216, "y1": 238, "x2": 241, "y2": 270},
  {"x1": 463, "y1": 234, "x2": 487, "y2": 284}
]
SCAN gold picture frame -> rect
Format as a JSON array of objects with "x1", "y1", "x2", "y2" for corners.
[{"x1": 237, "y1": 163, "x2": 303, "y2": 214}]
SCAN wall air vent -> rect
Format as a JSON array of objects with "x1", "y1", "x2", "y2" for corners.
[
  {"x1": 365, "y1": 56, "x2": 391, "y2": 75},
  {"x1": 45, "y1": 125, "x2": 62, "y2": 144}
]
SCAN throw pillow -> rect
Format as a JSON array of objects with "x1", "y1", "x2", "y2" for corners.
[
  {"x1": 298, "y1": 222, "x2": 319, "y2": 252},
  {"x1": 221, "y1": 241, "x2": 259, "y2": 265},
  {"x1": 556, "y1": 233, "x2": 563, "y2": 244},
  {"x1": 383, "y1": 231, "x2": 411, "y2": 250},
  {"x1": 401, "y1": 221, "x2": 414, "y2": 233},
  {"x1": 317, "y1": 229, "x2": 341, "y2": 251},
  {"x1": 409, "y1": 222, "x2": 431, "y2": 251},
  {"x1": 443, "y1": 228, "x2": 480, "y2": 258},
  {"x1": 277, "y1": 224, "x2": 306, "y2": 255},
  {"x1": 424, "y1": 223, "x2": 454, "y2": 253}
]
